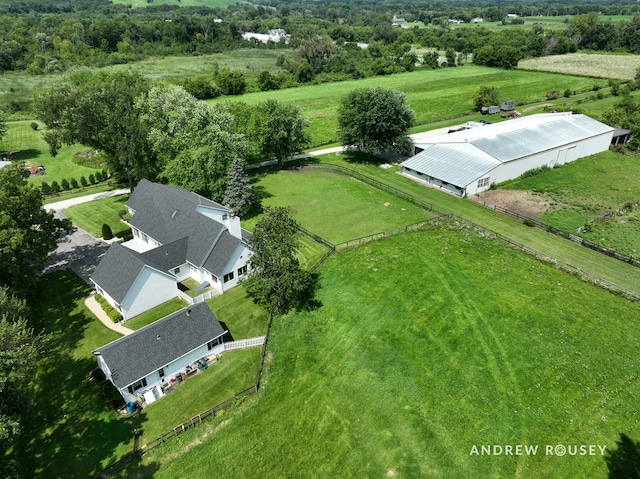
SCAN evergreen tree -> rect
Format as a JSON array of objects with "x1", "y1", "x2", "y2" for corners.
[
  {"x1": 102, "y1": 224, "x2": 113, "y2": 240},
  {"x1": 223, "y1": 157, "x2": 256, "y2": 217},
  {"x1": 50, "y1": 180, "x2": 60, "y2": 194},
  {"x1": 80, "y1": 176, "x2": 88, "y2": 187},
  {"x1": 70, "y1": 178, "x2": 78, "y2": 189},
  {"x1": 40, "y1": 182, "x2": 50, "y2": 195},
  {"x1": 61, "y1": 178, "x2": 70, "y2": 190}
]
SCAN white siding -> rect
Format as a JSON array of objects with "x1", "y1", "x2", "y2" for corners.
[
  {"x1": 121, "y1": 267, "x2": 177, "y2": 320},
  {"x1": 218, "y1": 243, "x2": 251, "y2": 292}
]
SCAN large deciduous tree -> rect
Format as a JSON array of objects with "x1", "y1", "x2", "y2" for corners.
[
  {"x1": 223, "y1": 157, "x2": 255, "y2": 217},
  {"x1": 34, "y1": 69, "x2": 152, "y2": 189},
  {"x1": 0, "y1": 164, "x2": 73, "y2": 293},
  {"x1": 338, "y1": 87, "x2": 415, "y2": 156},
  {"x1": 136, "y1": 83, "x2": 247, "y2": 201},
  {"x1": 243, "y1": 207, "x2": 313, "y2": 314},
  {"x1": 0, "y1": 286, "x2": 44, "y2": 479},
  {"x1": 473, "y1": 85, "x2": 501, "y2": 110},
  {"x1": 231, "y1": 99, "x2": 311, "y2": 165}
]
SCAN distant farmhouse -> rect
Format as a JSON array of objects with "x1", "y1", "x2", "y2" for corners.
[
  {"x1": 392, "y1": 16, "x2": 406, "y2": 26},
  {"x1": 242, "y1": 29, "x2": 289, "y2": 44},
  {"x1": 401, "y1": 113, "x2": 614, "y2": 197},
  {"x1": 93, "y1": 302, "x2": 227, "y2": 405},
  {"x1": 91, "y1": 179, "x2": 252, "y2": 321}
]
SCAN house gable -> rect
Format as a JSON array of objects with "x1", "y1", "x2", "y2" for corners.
[{"x1": 92, "y1": 302, "x2": 226, "y2": 391}]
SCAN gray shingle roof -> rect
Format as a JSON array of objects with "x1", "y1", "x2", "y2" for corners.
[
  {"x1": 91, "y1": 243, "x2": 161, "y2": 304},
  {"x1": 203, "y1": 230, "x2": 241, "y2": 277},
  {"x1": 93, "y1": 302, "x2": 226, "y2": 390},
  {"x1": 140, "y1": 237, "x2": 188, "y2": 273}
]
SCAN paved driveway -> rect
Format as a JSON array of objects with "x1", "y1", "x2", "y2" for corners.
[{"x1": 44, "y1": 189, "x2": 129, "y2": 284}]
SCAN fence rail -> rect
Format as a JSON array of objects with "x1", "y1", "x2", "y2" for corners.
[
  {"x1": 224, "y1": 336, "x2": 266, "y2": 351},
  {"x1": 484, "y1": 202, "x2": 640, "y2": 269}
]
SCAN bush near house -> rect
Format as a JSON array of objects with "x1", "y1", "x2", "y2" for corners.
[{"x1": 95, "y1": 293, "x2": 122, "y2": 322}]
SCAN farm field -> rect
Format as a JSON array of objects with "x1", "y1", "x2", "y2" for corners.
[
  {"x1": 242, "y1": 168, "x2": 431, "y2": 244},
  {"x1": 215, "y1": 66, "x2": 605, "y2": 145},
  {"x1": 519, "y1": 53, "x2": 640, "y2": 80},
  {"x1": 310, "y1": 152, "x2": 640, "y2": 293},
  {"x1": 9, "y1": 270, "x2": 261, "y2": 478},
  {"x1": 0, "y1": 49, "x2": 287, "y2": 113},
  {"x1": 131, "y1": 228, "x2": 640, "y2": 478},
  {"x1": 482, "y1": 150, "x2": 640, "y2": 256}
]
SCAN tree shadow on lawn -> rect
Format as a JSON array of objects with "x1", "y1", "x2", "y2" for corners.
[
  {"x1": 605, "y1": 433, "x2": 640, "y2": 479},
  {"x1": 341, "y1": 150, "x2": 388, "y2": 165},
  {"x1": 243, "y1": 185, "x2": 272, "y2": 221},
  {"x1": 14, "y1": 270, "x2": 150, "y2": 478},
  {"x1": 12, "y1": 148, "x2": 42, "y2": 162},
  {"x1": 296, "y1": 272, "x2": 323, "y2": 313}
]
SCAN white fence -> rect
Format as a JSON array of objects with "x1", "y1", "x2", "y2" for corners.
[
  {"x1": 176, "y1": 289, "x2": 222, "y2": 305},
  {"x1": 224, "y1": 336, "x2": 266, "y2": 351}
]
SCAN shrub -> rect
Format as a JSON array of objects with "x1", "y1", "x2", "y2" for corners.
[
  {"x1": 94, "y1": 171, "x2": 103, "y2": 182},
  {"x1": 563, "y1": 89, "x2": 572, "y2": 98},
  {"x1": 102, "y1": 223, "x2": 114, "y2": 240},
  {"x1": 519, "y1": 165, "x2": 550, "y2": 179},
  {"x1": 101, "y1": 170, "x2": 108, "y2": 180},
  {"x1": 523, "y1": 218, "x2": 536, "y2": 227},
  {"x1": 41, "y1": 182, "x2": 51, "y2": 195},
  {"x1": 30, "y1": 122, "x2": 39, "y2": 130},
  {"x1": 118, "y1": 209, "x2": 127, "y2": 219},
  {"x1": 95, "y1": 294, "x2": 123, "y2": 323},
  {"x1": 80, "y1": 176, "x2": 88, "y2": 187},
  {"x1": 61, "y1": 178, "x2": 70, "y2": 190},
  {"x1": 89, "y1": 174, "x2": 96, "y2": 184},
  {"x1": 50, "y1": 181, "x2": 61, "y2": 194},
  {"x1": 70, "y1": 178, "x2": 79, "y2": 189}
]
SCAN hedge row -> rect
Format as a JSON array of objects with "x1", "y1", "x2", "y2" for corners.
[
  {"x1": 95, "y1": 293, "x2": 123, "y2": 323},
  {"x1": 41, "y1": 170, "x2": 109, "y2": 195}
]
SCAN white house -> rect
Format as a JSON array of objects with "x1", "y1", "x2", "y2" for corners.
[
  {"x1": 92, "y1": 302, "x2": 227, "y2": 405},
  {"x1": 401, "y1": 113, "x2": 614, "y2": 197},
  {"x1": 91, "y1": 179, "x2": 252, "y2": 321},
  {"x1": 242, "y1": 29, "x2": 289, "y2": 44}
]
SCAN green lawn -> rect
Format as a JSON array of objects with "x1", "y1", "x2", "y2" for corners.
[
  {"x1": 519, "y1": 53, "x2": 640, "y2": 80},
  {"x1": 312, "y1": 152, "x2": 640, "y2": 294},
  {"x1": 63, "y1": 194, "x2": 132, "y2": 239},
  {"x1": 7, "y1": 269, "x2": 261, "y2": 478},
  {"x1": 111, "y1": 0, "x2": 244, "y2": 8},
  {"x1": 207, "y1": 285, "x2": 269, "y2": 340},
  {"x1": 126, "y1": 298, "x2": 189, "y2": 331},
  {"x1": 1, "y1": 120, "x2": 104, "y2": 186},
  {"x1": 498, "y1": 149, "x2": 640, "y2": 255},
  {"x1": 242, "y1": 169, "x2": 430, "y2": 244},
  {"x1": 133, "y1": 228, "x2": 640, "y2": 478},
  {"x1": 214, "y1": 66, "x2": 604, "y2": 145}
]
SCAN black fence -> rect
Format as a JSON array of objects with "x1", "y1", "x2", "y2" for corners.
[
  {"x1": 299, "y1": 162, "x2": 436, "y2": 213},
  {"x1": 484, "y1": 202, "x2": 640, "y2": 269}
]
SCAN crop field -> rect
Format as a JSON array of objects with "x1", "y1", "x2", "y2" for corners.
[
  {"x1": 519, "y1": 53, "x2": 640, "y2": 80},
  {"x1": 215, "y1": 66, "x2": 604, "y2": 145},
  {"x1": 131, "y1": 228, "x2": 640, "y2": 478},
  {"x1": 9, "y1": 270, "x2": 262, "y2": 478},
  {"x1": 242, "y1": 168, "x2": 431, "y2": 244}
]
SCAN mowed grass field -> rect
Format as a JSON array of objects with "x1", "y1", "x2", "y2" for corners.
[
  {"x1": 64, "y1": 194, "x2": 132, "y2": 239},
  {"x1": 519, "y1": 53, "x2": 640, "y2": 80},
  {"x1": 1, "y1": 120, "x2": 104, "y2": 186},
  {"x1": 132, "y1": 227, "x2": 640, "y2": 478},
  {"x1": 500, "y1": 150, "x2": 640, "y2": 256},
  {"x1": 9, "y1": 270, "x2": 263, "y2": 478},
  {"x1": 215, "y1": 66, "x2": 604, "y2": 144},
  {"x1": 242, "y1": 168, "x2": 431, "y2": 244}
]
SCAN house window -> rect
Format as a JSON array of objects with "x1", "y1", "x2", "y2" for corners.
[
  {"x1": 208, "y1": 337, "x2": 222, "y2": 350},
  {"x1": 133, "y1": 229, "x2": 139, "y2": 238},
  {"x1": 159, "y1": 368, "x2": 165, "y2": 378},
  {"x1": 173, "y1": 267, "x2": 181, "y2": 275},
  {"x1": 222, "y1": 214, "x2": 228, "y2": 221},
  {"x1": 141, "y1": 233, "x2": 148, "y2": 243},
  {"x1": 127, "y1": 378, "x2": 147, "y2": 394},
  {"x1": 237, "y1": 265, "x2": 248, "y2": 277},
  {"x1": 223, "y1": 272, "x2": 234, "y2": 283},
  {"x1": 477, "y1": 177, "x2": 490, "y2": 188}
]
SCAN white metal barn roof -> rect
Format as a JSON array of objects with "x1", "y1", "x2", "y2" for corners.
[{"x1": 404, "y1": 113, "x2": 613, "y2": 189}]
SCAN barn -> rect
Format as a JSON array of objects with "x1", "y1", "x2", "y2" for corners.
[{"x1": 401, "y1": 113, "x2": 614, "y2": 197}]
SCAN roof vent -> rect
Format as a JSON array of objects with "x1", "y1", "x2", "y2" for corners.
[
  {"x1": 186, "y1": 308, "x2": 192, "y2": 316},
  {"x1": 157, "y1": 334, "x2": 161, "y2": 341},
  {"x1": 171, "y1": 209, "x2": 178, "y2": 218}
]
